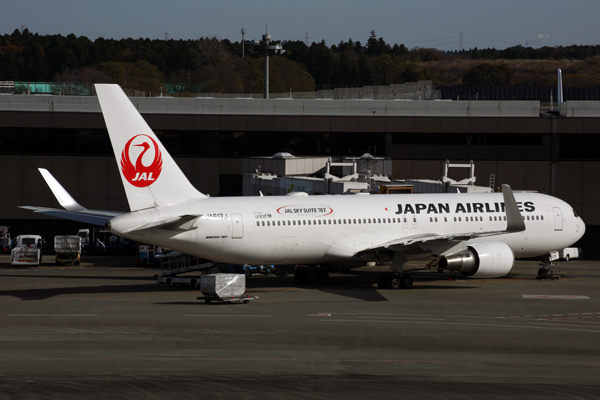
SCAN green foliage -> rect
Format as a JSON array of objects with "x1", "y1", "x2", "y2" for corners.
[
  {"x1": 462, "y1": 63, "x2": 513, "y2": 86},
  {"x1": 2, "y1": 29, "x2": 600, "y2": 92}
]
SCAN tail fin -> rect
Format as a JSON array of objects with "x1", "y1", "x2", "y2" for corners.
[{"x1": 95, "y1": 84, "x2": 206, "y2": 211}]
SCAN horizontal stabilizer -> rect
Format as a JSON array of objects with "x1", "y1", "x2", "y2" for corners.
[
  {"x1": 19, "y1": 206, "x2": 120, "y2": 226},
  {"x1": 121, "y1": 214, "x2": 201, "y2": 233}
]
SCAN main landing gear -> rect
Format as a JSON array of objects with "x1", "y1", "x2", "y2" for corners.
[
  {"x1": 377, "y1": 273, "x2": 413, "y2": 289},
  {"x1": 294, "y1": 265, "x2": 330, "y2": 284}
]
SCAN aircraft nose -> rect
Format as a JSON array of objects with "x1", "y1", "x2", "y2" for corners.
[{"x1": 577, "y1": 217, "x2": 586, "y2": 240}]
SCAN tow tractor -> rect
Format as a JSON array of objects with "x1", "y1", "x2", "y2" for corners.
[{"x1": 156, "y1": 251, "x2": 216, "y2": 288}]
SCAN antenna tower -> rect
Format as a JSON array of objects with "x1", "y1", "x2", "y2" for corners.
[
  {"x1": 305, "y1": 32, "x2": 309, "y2": 45},
  {"x1": 241, "y1": 27, "x2": 246, "y2": 57}
]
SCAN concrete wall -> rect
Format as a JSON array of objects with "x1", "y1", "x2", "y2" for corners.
[{"x1": 0, "y1": 94, "x2": 542, "y2": 117}]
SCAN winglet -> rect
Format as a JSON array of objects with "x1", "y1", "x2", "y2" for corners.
[
  {"x1": 502, "y1": 184, "x2": 526, "y2": 233},
  {"x1": 38, "y1": 168, "x2": 86, "y2": 212}
]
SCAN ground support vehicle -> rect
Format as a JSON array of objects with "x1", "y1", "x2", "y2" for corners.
[
  {"x1": 54, "y1": 235, "x2": 81, "y2": 265},
  {"x1": 137, "y1": 244, "x2": 158, "y2": 265},
  {"x1": 77, "y1": 228, "x2": 136, "y2": 255},
  {"x1": 197, "y1": 273, "x2": 256, "y2": 304},
  {"x1": 11, "y1": 235, "x2": 43, "y2": 266},
  {"x1": 224, "y1": 264, "x2": 275, "y2": 277},
  {"x1": 549, "y1": 247, "x2": 582, "y2": 261},
  {"x1": 0, "y1": 226, "x2": 12, "y2": 254},
  {"x1": 156, "y1": 251, "x2": 215, "y2": 288}
]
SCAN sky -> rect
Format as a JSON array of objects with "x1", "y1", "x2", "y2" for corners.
[{"x1": 2, "y1": 0, "x2": 600, "y2": 51}]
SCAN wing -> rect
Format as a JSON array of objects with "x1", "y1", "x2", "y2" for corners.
[
  {"x1": 354, "y1": 184, "x2": 526, "y2": 258},
  {"x1": 19, "y1": 168, "x2": 124, "y2": 226}
]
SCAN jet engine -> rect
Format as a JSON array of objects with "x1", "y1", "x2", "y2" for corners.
[{"x1": 438, "y1": 241, "x2": 514, "y2": 278}]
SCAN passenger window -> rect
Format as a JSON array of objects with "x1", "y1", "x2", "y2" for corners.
[
  {"x1": 435, "y1": 217, "x2": 438, "y2": 222},
  {"x1": 444, "y1": 217, "x2": 447, "y2": 222},
  {"x1": 257, "y1": 222, "x2": 260, "y2": 227},
  {"x1": 303, "y1": 220, "x2": 306, "y2": 225},
  {"x1": 454, "y1": 217, "x2": 457, "y2": 222},
  {"x1": 353, "y1": 219, "x2": 357, "y2": 224},
  {"x1": 262, "y1": 221, "x2": 265, "y2": 226},
  {"x1": 430, "y1": 217, "x2": 433, "y2": 222}
]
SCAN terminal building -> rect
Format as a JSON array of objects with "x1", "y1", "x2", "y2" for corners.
[{"x1": 0, "y1": 94, "x2": 598, "y2": 256}]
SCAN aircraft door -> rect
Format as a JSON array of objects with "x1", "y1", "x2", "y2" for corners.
[
  {"x1": 412, "y1": 215, "x2": 418, "y2": 229},
  {"x1": 231, "y1": 213, "x2": 244, "y2": 239},
  {"x1": 553, "y1": 207, "x2": 563, "y2": 231}
]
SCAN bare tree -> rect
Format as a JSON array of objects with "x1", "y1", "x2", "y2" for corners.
[{"x1": 51, "y1": 67, "x2": 110, "y2": 95}]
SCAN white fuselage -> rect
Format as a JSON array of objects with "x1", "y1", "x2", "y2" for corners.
[{"x1": 109, "y1": 192, "x2": 585, "y2": 267}]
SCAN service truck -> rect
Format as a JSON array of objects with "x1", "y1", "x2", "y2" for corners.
[
  {"x1": 11, "y1": 235, "x2": 43, "y2": 266},
  {"x1": 54, "y1": 235, "x2": 82, "y2": 265},
  {"x1": 0, "y1": 226, "x2": 12, "y2": 253}
]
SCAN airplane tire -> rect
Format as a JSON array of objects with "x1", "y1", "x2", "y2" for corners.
[
  {"x1": 319, "y1": 271, "x2": 329, "y2": 284},
  {"x1": 389, "y1": 276, "x2": 401, "y2": 290},
  {"x1": 400, "y1": 276, "x2": 413, "y2": 289},
  {"x1": 307, "y1": 271, "x2": 317, "y2": 284},
  {"x1": 565, "y1": 255, "x2": 570, "y2": 261}
]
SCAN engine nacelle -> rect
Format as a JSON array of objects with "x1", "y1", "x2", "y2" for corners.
[{"x1": 438, "y1": 241, "x2": 514, "y2": 278}]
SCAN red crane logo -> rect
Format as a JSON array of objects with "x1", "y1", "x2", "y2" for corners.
[{"x1": 120, "y1": 134, "x2": 163, "y2": 187}]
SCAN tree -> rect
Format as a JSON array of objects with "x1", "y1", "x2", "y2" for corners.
[{"x1": 462, "y1": 63, "x2": 513, "y2": 86}]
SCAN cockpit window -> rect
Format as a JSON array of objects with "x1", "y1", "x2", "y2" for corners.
[{"x1": 573, "y1": 209, "x2": 579, "y2": 218}]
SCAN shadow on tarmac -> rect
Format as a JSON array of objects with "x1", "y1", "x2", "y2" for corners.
[{"x1": 0, "y1": 266, "x2": 478, "y2": 302}]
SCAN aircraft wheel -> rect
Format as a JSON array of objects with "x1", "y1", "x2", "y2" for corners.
[
  {"x1": 389, "y1": 276, "x2": 401, "y2": 290},
  {"x1": 319, "y1": 271, "x2": 329, "y2": 283},
  {"x1": 307, "y1": 271, "x2": 317, "y2": 284},
  {"x1": 565, "y1": 255, "x2": 570, "y2": 261},
  {"x1": 205, "y1": 299, "x2": 211, "y2": 304},
  {"x1": 400, "y1": 275, "x2": 413, "y2": 289}
]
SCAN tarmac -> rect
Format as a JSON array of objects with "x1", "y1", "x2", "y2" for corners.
[{"x1": 1, "y1": 255, "x2": 600, "y2": 399}]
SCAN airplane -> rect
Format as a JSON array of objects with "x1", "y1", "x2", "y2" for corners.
[{"x1": 22, "y1": 84, "x2": 586, "y2": 289}]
